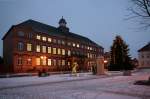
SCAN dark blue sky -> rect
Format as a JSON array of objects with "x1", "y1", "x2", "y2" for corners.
[{"x1": 0, "y1": 0, "x2": 149, "y2": 58}]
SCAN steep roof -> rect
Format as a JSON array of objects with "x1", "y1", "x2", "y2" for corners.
[
  {"x1": 138, "y1": 43, "x2": 150, "y2": 52},
  {"x1": 16, "y1": 19, "x2": 103, "y2": 48}
]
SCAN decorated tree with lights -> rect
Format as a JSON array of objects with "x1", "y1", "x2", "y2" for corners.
[{"x1": 109, "y1": 35, "x2": 133, "y2": 71}]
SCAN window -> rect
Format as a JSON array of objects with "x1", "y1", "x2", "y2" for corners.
[
  {"x1": 27, "y1": 43, "x2": 32, "y2": 51},
  {"x1": 53, "y1": 59, "x2": 56, "y2": 66},
  {"x1": 67, "y1": 42, "x2": 71, "y2": 46},
  {"x1": 58, "y1": 60, "x2": 61, "y2": 66},
  {"x1": 36, "y1": 35, "x2": 41, "y2": 40},
  {"x1": 62, "y1": 60, "x2": 65, "y2": 66},
  {"x1": 73, "y1": 43, "x2": 76, "y2": 47},
  {"x1": 58, "y1": 40, "x2": 61, "y2": 44},
  {"x1": 48, "y1": 38, "x2": 52, "y2": 42},
  {"x1": 53, "y1": 48, "x2": 57, "y2": 54},
  {"x1": 68, "y1": 50, "x2": 71, "y2": 56},
  {"x1": 42, "y1": 58, "x2": 46, "y2": 65},
  {"x1": 42, "y1": 46, "x2": 46, "y2": 53},
  {"x1": 62, "y1": 40, "x2": 65, "y2": 45},
  {"x1": 58, "y1": 48, "x2": 61, "y2": 55},
  {"x1": 36, "y1": 45, "x2": 40, "y2": 52},
  {"x1": 48, "y1": 59, "x2": 52, "y2": 66},
  {"x1": 42, "y1": 37, "x2": 46, "y2": 41},
  {"x1": 48, "y1": 47, "x2": 51, "y2": 53},
  {"x1": 18, "y1": 42, "x2": 24, "y2": 51},
  {"x1": 36, "y1": 58, "x2": 40, "y2": 65},
  {"x1": 62, "y1": 49, "x2": 65, "y2": 55},
  {"x1": 28, "y1": 33, "x2": 32, "y2": 38},
  {"x1": 77, "y1": 44, "x2": 80, "y2": 48},
  {"x1": 17, "y1": 57, "x2": 23, "y2": 65},
  {"x1": 18, "y1": 31, "x2": 24, "y2": 37},
  {"x1": 27, "y1": 58, "x2": 32, "y2": 65},
  {"x1": 53, "y1": 39, "x2": 57, "y2": 43},
  {"x1": 68, "y1": 62, "x2": 70, "y2": 66}
]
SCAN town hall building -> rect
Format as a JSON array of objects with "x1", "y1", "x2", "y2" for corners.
[{"x1": 2, "y1": 17, "x2": 103, "y2": 73}]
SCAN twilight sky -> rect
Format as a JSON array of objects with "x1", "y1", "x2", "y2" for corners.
[{"x1": 0, "y1": 0, "x2": 149, "y2": 58}]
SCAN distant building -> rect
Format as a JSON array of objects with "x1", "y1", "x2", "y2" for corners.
[
  {"x1": 138, "y1": 43, "x2": 150, "y2": 68},
  {"x1": 104, "y1": 52, "x2": 111, "y2": 69},
  {"x1": 2, "y1": 18, "x2": 103, "y2": 73}
]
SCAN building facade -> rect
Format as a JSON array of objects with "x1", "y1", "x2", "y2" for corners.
[
  {"x1": 2, "y1": 18, "x2": 103, "y2": 73},
  {"x1": 138, "y1": 43, "x2": 150, "y2": 68}
]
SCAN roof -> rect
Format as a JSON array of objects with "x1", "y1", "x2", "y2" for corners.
[
  {"x1": 138, "y1": 43, "x2": 150, "y2": 52},
  {"x1": 2, "y1": 19, "x2": 103, "y2": 49},
  {"x1": 16, "y1": 19, "x2": 103, "y2": 48}
]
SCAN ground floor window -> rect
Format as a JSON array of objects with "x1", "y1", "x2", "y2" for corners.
[
  {"x1": 62, "y1": 60, "x2": 65, "y2": 66},
  {"x1": 36, "y1": 58, "x2": 40, "y2": 65},
  {"x1": 17, "y1": 57, "x2": 23, "y2": 65},
  {"x1": 27, "y1": 58, "x2": 32, "y2": 65},
  {"x1": 48, "y1": 59, "x2": 52, "y2": 66},
  {"x1": 41, "y1": 58, "x2": 47, "y2": 65},
  {"x1": 53, "y1": 59, "x2": 56, "y2": 66}
]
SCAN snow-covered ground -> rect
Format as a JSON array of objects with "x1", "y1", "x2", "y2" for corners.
[{"x1": 0, "y1": 70, "x2": 150, "y2": 99}]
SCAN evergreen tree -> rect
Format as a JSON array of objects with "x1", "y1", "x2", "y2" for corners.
[{"x1": 109, "y1": 35, "x2": 133, "y2": 71}]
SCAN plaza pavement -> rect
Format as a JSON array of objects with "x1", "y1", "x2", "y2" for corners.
[{"x1": 0, "y1": 70, "x2": 149, "y2": 99}]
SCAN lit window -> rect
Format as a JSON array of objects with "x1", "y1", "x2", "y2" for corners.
[
  {"x1": 62, "y1": 40, "x2": 65, "y2": 45},
  {"x1": 57, "y1": 48, "x2": 61, "y2": 54},
  {"x1": 18, "y1": 31, "x2": 24, "y2": 37},
  {"x1": 88, "y1": 46, "x2": 90, "y2": 50},
  {"x1": 36, "y1": 58, "x2": 40, "y2": 65},
  {"x1": 18, "y1": 42, "x2": 24, "y2": 51},
  {"x1": 62, "y1": 49, "x2": 65, "y2": 55},
  {"x1": 48, "y1": 38, "x2": 52, "y2": 42},
  {"x1": 68, "y1": 62, "x2": 70, "y2": 66},
  {"x1": 42, "y1": 37, "x2": 46, "y2": 41},
  {"x1": 42, "y1": 46, "x2": 46, "y2": 53},
  {"x1": 77, "y1": 44, "x2": 80, "y2": 48},
  {"x1": 48, "y1": 47, "x2": 51, "y2": 53},
  {"x1": 36, "y1": 35, "x2": 41, "y2": 40},
  {"x1": 48, "y1": 59, "x2": 52, "y2": 66},
  {"x1": 17, "y1": 57, "x2": 23, "y2": 65},
  {"x1": 27, "y1": 58, "x2": 32, "y2": 65},
  {"x1": 62, "y1": 60, "x2": 65, "y2": 66},
  {"x1": 42, "y1": 58, "x2": 47, "y2": 65},
  {"x1": 27, "y1": 43, "x2": 32, "y2": 51},
  {"x1": 68, "y1": 50, "x2": 71, "y2": 56},
  {"x1": 73, "y1": 43, "x2": 76, "y2": 47},
  {"x1": 53, "y1": 48, "x2": 57, "y2": 54},
  {"x1": 53, "y1": 59, "x2": 56, "y2": 66},
  {"x1": 36, "y1": 45, "x2": 40, "y2": 52}
]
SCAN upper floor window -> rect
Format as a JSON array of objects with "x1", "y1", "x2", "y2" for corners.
[
  {"x1": 28, "y1": 33, "x2": 33, "y2": 39},
  {"x1": 62, "y1": 40, "x2": 65, "y2": 45},
  {"x1": 53, "y1": 48, "x2": 57, "y2": 54},
  {"x1": 68, "y1": 50, "x2": 71, "y2": 56},
  {"x1": 73, "y1": 43, "x2": 76, "y2": 47},
  {"x1": 62, "y1": 49, "x2": 65, "y2": 55},
  {"x1": 42, "y1": 46, "x2": 46, "y2": 53},
  {"x1": 18, "y1": 31, "x2": 24, "y2": 37},
  {"x1": 48, "y1": 38, "x2": 52, "y2": 42},
  {"x1": 58, "y1": 40, "x2": 61, "y2": 44},
  {"x1": 67, "y1": 42, "x2": 71, "y2": 46},
  {"x1": 48, "y1": 47, "x2": 51, "y2": 53},
  {"x1": 27, "y1": 43, "x2": 32, "y2": 51},
  {"x1": 77, "y1": 44, "x2": 80, "y2": 48},
  {"x1": 18, "y1": 42, "x2": 24, "y2": 51},
  {"x1": 36, "y1": 35, "x2": 41, "y2": 40},
  {"x1": 53, "y1": 39, "x2": 57, "y2": 43},
  {"x1": 36, "y1": 45, "x2": 40, "y2": 52},
  {"x1": 42, "y1": 37, "x2": 46, "y2": 41},
  {"x1": 62, "y1": 60, "x2": 65, "y2": 66},
  {"x1": 57, "y1": 48, "x2": 61, "y2": 55}
]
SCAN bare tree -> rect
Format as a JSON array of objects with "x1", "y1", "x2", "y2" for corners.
[{"x1": 129, "y1": 0, "x2": 150, "y2": 29}]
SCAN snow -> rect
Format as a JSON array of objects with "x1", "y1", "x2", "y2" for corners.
[{"x1": 0, "y1": 70, "x2": 150, "y2": 99}]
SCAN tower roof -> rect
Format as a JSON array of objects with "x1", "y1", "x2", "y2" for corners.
[
  {"x1": 138, "y1": 42, "x2": 150, "y2": 52},
  {"x1": 58, "y1": 16, "x2": 67, "y2": 24}
]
